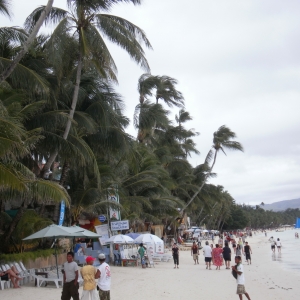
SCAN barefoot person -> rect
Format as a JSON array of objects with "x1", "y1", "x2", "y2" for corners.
[
  {"x1": 191, "y1": 241, "x2": 199, "y2": 265},
  {"x1": 212, "y1": 244, "x2": 223, "y2": 270},
  {"x1": 172, "y1": 242, "x2": 179, "y2": 269},
  {"x1": 203, "y1": 241, "x2": 212, "y2": 270},
  {"x1": 231, "y1": 256, "x2": 251, "y2": 300},
  {"x1": 0, "y1": 267, "x2": 21, "y2": 288},
  {"x1": 243, "y1": 242, "x2": 252, "y2": 265},
  {"x1": 276, "y1": 238, "x2": 282, "y2": 253},
  {"x1": 223, "y1": 242, "x2": 232, "y2": 269}
]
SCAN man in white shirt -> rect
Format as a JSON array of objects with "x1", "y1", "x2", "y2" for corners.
[
  {"x1": 97, "y1": 253, "x2": 111, "y2": 300},
  {"x1": 231, "y1": 256, "x2": 251, "y2": 300},
  {"x1": 203, "y1": 241, "x2": 212, "y2": 270},
  {"x1": 62, "y1": 252, "x2": 79, "y2": 300}
]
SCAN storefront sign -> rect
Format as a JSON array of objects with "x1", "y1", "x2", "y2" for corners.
[{"x1": 110, "y1": 220, "x2": 129, "y2": 231}]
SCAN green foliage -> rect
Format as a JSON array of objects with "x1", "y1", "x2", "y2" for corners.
[{"x1": 0, "y1": 249, "x2": 63, "y2": 264}]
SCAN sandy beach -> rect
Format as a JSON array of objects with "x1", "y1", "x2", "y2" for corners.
[{"x1": 1, "y1": 230, "x2": 299, "y2": 300}]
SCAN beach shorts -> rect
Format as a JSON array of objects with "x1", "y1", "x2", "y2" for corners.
[
  {"x1": 205, "y1": 257, "x2": 212, "y2": 262},
  {"x1": 236, "y1": 284, "x2": 247, "y2": 294},
  {"x1": 0, "y1": 274, "x2": 9, "y2": 281},
  {"x1": 193, "y1": 254, "x2": 198, "y2": 260},
  {"x1": 223, "y1": 256, "x2": 231, "y2": 261},
  {"x1": 271, "y1": 245, "x2": 275, "y2": 249},
  {"x1": 245, "y1": 253, "x2": 251, "y2": 260}
]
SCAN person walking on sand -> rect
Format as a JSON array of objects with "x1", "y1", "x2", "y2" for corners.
[
  {"x1": 236, "y1": 244, "x2": 243, "y2": 261},
  {"x1": 138, "y1": 243, "x2": 145, "y2": 267},
  {"x1": 172, "y1": 242, "x2": 179, "y2": 268},
  {"x1": 80, "y1": 256, "x2": 100, "y2": 300},
  {"x1": 62, "y1": 252, "x2": 79, "y2": 300},
  {"x1": 276, "y1": 238, "x2": 282, "y2": 253},
  {"x1": 269, "y1": 236, "x2": 276, "y2": 253},
  {"x1": 191, "y1": 241, "x2": 199, "y2": 265},
  {"x1": 231, "y1": 256, "x2": 251, "y2": 300},
  {"x1": 212, "y1": 244, "x2": 223, "y2": 270},
  {"x1": 203, "y1": 241, "x2": 212, "y2": 270},
  {"x1": 223, "y1": 241, "x2": 232, "y2": 269},
  {"x1": 243, "y1": 242, "x2": 252, "y2": 265},
  {"x1": 97, "y1": 253, "x2": 111, "y2": 300}
]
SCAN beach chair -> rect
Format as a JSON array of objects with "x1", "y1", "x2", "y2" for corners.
[
  {"x1": 0, "y1": 266, "x2": 11, "y2": 290},
  {"x1": 19, "y1": 261, "x2": 34, "y2": 281},
  {"x1": 10, "y1": 262, "x2": 29, "y2": 284}
]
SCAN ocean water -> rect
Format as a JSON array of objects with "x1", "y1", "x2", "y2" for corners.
[{"x1": 265, "y1": 229, "x2": 300, "y2": 272}]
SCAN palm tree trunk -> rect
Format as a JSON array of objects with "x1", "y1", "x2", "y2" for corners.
[
  {"x1": 0, "y1": 0, "x2": 54, "y2": 83},
  {"x1": 178, "y1": 149, "x2": 218, "y2": 215},
  {"x1": 3, "y1": 201, "x2": 27, "y2": 246},
  {"x1": 41, "y1": 50, "x2": 83, "y2": 176}
]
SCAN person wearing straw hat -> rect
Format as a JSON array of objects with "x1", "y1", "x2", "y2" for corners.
[
  {"x1": 80, "y1": 256, "x2": 100, "y2": 300},
  {"x1": 97, "y1": 253, "x2": 111, "y2": 300}
]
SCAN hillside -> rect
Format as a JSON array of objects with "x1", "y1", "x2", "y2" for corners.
[{"x1": 261, "y1": 198, "x2": 300, "y2": 212}]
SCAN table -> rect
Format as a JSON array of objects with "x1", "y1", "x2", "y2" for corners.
[
  {"x1": 35, "y1": 271, "x2": 48, "y2": 286},
  {"x1": 121, "y1": 259, "x2": 138, "y2": 267}
]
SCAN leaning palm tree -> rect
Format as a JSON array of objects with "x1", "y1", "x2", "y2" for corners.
[
  {"x1": 25, "y1": 0, "x2": 151, "y2": 176},
  {"x1": 0, "y1": 0, "x2": 55, "y2": 83},
  {"x1": 178, "y1": 125, "x2": 244, "y2": 213}
]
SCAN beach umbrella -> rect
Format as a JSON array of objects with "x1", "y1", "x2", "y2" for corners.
[
  {"x1": 67, "y1": 226, "x2": 102, "y2": 238},
  {"x1": 125, "y1": 232, "x2": 141, "y2": 239},
  {"x1": 22, "y1": 224, "x2": 83, "y2": 240},
  {"x1": 202, "y1": 229, "x2": 208, "y2": 233},
  {"x1": 134, "y1": 233, "x2": 163, "y2": 244},
  {"x1": 23, "y1": 224, "x2": 86, "y2": 278},
  {"x1": 106, "y1": 234, "x2": 134, "y2": 244}
]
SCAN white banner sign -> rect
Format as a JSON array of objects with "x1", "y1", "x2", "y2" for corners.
[
  {"x1": 95, "y1": 224, "x2": 109, "y2": 245},
  {"x1": 111, "y1": 220, "x2": 129, "y2": 231},
  {"x1": 109, "y1": 194, "x2": 120, "y2": 220}
]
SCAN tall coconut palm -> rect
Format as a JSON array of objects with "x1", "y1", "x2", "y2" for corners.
[
  {"x1": 25, "y1": 0, "x2": 151, "y2": 176},
  {"x1": 178, "y1": 125, "x2": 243, "y2": 214},
  {"x1": 0, "y1": 0, "x2": 12, "y2": 19}
]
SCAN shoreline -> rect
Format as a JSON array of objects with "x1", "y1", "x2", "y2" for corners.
[{"x1": 1, "y1": 230, "x2": 299, "y2": 299}]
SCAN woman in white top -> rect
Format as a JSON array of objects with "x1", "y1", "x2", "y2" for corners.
[{"x1": 276, "y1": 238, "x2": 282, "y2": 253}]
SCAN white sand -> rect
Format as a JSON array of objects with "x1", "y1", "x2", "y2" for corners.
[{"x1": 1, "y1": 230, "x2": 299, "y2": 300}]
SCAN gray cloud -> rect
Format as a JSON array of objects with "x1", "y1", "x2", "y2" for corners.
[{"x1": 1, "y1": 0, "x2": 299, "y2": 205}]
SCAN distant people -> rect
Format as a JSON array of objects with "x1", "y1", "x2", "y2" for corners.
[
  {"x1": 203, "y1": 241, "x2": 212, "y2": 270},
  {"x1": 269, "y1": 237, "x2": 276, "y2": 253},
  {"x1": 62, "y1": 251, "x2": 79, "y2": 300},
  {"x1": 243, "y1": 242, "x2": 252, "y2": 265},
  {"x1": 265, "y1": 231, "x2": 267, "y2": 237},
  {"x1": 212, "y1": 244, "x2": 223, "y2": 270},
  {"x1": 242, "y1": 235, "x2": 246, "y2": 244},
  {"x1": 211, "y1": 233, "x2": 215, "y2": 242},
  {"x1": 80, "y1": 256, "x2": 100, "y2": 300},
  {"x1": 295, "y1": 232, "x2": 299, "y2": 239},
  {"x1": 172, "y1": 242, "x2": 179, "y2": 269},
  {"x1": 238, "y1": 238, "x2": 243, "y2": 247},
  {"x1": 191, "y1": 241, "x2": 199, "y2": 265},
  {"x1": 197, "y1": 235, "x2": 202, "y2": 248},
  {"x1": 218, "y1": 235, "x2": 223, "y2": 248},
  {"x1": 236, "y1": 244, "x2": 243, "y2": 261},
  {"x1": 74, "y1": 239, "x2": 85, "y2": 255},
  {"x1": 276, "y1": 238, "x2": 282, "y2": 253},
  {"x1": 0, "y1": 267, "x2": 21, "y2": 288},
  {"x1": 232, "y1": 239, "x2": 237, "y2": 254},
  {"x1": 231, "y1": 256, "x2": 251, "y2": 300},
  {"x1": 223, "y1": 242, "x2": 232, "y2": 269},
  {"x1": 97, "y1": 253, "x2": 111, "y2": 300}
]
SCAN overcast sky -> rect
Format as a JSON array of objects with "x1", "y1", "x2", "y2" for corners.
[{"x1": 1, "y1": 0, "x2": 299, "y2": 205}]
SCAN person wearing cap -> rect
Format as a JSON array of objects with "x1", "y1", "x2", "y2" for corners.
[
  {"x1": 62, "y1": 252, "x2": 79, "y2": 300},
  {"x1": 97, "y1": 253, "x2": 111, "y2": 300},
  {"x1": 80, "y1": 256, "x2": 100, "y2": 300}
]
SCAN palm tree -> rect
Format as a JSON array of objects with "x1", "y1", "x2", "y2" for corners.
[
  {"x1": 0, "y1": 0, "x2": 12, "y2": 19},
  {"x1": 178, "y1": 125, "x2": 243, "y2": 214},
  {"x1": 0, "y1": 0, "x2": 55, "y2": 83},
  {"x1": 25, "y1": 0, "x2": 151, "y2": 176}
]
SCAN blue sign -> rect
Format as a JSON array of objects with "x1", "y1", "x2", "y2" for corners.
[
  {"x1": 98, "y1": 215, "x2": 106, "y2": 222},
  {"x1": 58, "y1": 201, "x2": 65, "y2": 226}
]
